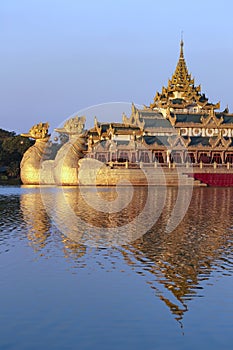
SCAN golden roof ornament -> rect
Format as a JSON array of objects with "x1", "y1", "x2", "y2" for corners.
[
  {"x1": 150, "y1": 40, "x2": 218, "y2": 111},
  {"x1": 169, "y1": 39, "x2": 192, "y2": 91}
]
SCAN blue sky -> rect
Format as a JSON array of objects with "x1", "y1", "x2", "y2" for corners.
[{"x1": 1, "y1": 0, "x2": 233, "y2": 133}]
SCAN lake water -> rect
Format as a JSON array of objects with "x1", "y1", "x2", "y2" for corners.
[{"x1": 1, "y1": 185, "x2": 233, "y2": 350}]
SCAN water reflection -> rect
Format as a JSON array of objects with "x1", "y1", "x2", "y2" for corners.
[
  {"x1": 0, "y1": 193, "x2": 22, "y2": 252},
  {"x1": 20, "y1": 187, "x2": 87, "y2": 259},
  {"x1": 121, "y1": 188, "x2": 233, "y2": 324},
  {"x1": 20, "y1": 189, "x2": 51, "y2": 251},
  {"x1": 1, "y1": 186, "x2": 233, "y2": 326},
  {"x1": 40, "y1": 186, "x2": 166, "y2": 246}
]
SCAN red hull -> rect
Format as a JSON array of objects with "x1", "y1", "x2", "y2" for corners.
[{"x1": 188, "y1": 173, "x2": 233, "y2": 187}]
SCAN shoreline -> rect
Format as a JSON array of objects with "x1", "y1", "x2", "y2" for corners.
[{"x1": 0, "y1": 178, "x2": 21, "y2": 186}]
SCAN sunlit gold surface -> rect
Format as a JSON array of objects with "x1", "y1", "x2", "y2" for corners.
[
  {"x1": 20, "y1": 123, "x2": 51, "y2": 185},
  {"x1": 53, "y1": 117, "x2": 87, "y2": 185},
  {"x1": 20, "y1": 138, "x2": 51, "y2": 185}
]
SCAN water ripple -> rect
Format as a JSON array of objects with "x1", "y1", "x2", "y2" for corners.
[{"x1": 1, "y1": 186, "x2": 233, "y2": 324}]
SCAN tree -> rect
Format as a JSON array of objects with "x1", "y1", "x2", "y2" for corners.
[{"x1": 0, "y1": 129, "x2": 34, "y2": 179}]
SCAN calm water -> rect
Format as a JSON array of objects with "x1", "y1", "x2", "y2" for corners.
[{"x1": 1, "y1": 185, "x2": 233, "y2": 350}]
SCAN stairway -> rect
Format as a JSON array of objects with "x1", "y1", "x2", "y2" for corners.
[{"x1": 141, "y1": 168, "x2": 207, "y2": 187}]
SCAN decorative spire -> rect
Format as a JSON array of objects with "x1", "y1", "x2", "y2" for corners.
[
  {"x1": 150, "y1": 40, "x2": 219, "y2": 111},
  {"x1": 179, "y1": 38, "x2": 184, "y2": 59},
  {"x1": 171, "y1": 39, "x2": 191, "y2": 90}
]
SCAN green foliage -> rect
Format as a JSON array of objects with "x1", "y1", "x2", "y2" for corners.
[
  {"x1": 0, "y1": 129, "x2": 34, "y2": 179},
  {"x1": 0, "y1": 128, "x2": 16, "y2": 138}
]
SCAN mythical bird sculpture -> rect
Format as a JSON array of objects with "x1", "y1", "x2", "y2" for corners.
[
  {"x1": 53, "y1": 116, "x2": 87, "y2": 185},
  {"x1": 20, "y1": 122, "x2": 52, "y2": 184}
]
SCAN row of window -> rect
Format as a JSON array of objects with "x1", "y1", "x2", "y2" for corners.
[
  {"x1": 96, "y1": 152, "x2": 151, "y2": 163},
  {"x1": 173, "y1": 153, "x2": 233, "y2": 164},
  {"x1": 94, "y1": 152, "x2": 233, "y2": 164}
]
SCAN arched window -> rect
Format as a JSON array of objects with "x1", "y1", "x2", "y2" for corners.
[
  {"x1": 131, "y1": 153, "x2": 136, "y2": 163},
  {"x1": 199, "y1": 153, "x2": 211, "y2": 164},
  {"x1": 118, "y1": 152, "x2": 129, "y2": 162},
  {"x1": 171, "y1": 152, "x2": 182, "y2": 163},
  {"x1": 111, "y1": 154, "x2": 117, "y2": 162},
  {"x1": 140, "y1": 152, "x2": 150, "y2": 163},
  {"x1": 97, "y1": 154, "x2": 107, "y2": 163},
  {"x1": 153, "y1": 152, "x2": 164, "y2": 163},
  {"x1": 186, "y1": 152, "x2": 195, "y2": 163},
  {"x1": 226, "y1": 154, "x2": 233, "y2": 164},
  {"x1": 212, "y1": 153, "x2": 222, "y2": 164}
]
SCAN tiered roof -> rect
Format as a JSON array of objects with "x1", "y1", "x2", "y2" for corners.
[{"x1": 150, "y1": 40, "x2": 220, "y2": 111}]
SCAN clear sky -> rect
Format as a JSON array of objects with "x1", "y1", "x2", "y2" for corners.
[{"x1": 1, "y1": 0, "x2": 233, "y2": 134}]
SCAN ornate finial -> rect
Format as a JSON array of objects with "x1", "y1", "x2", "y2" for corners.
[
  {"x1": 94, "y1": 116, "x2": 98, "y2": 127},
  {"x1": 180, "y1": 33, "x2": 184, "y2": 59}
]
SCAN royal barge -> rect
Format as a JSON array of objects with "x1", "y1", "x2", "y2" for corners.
[{"x1": 20, "y1": 41, "x2": 233, "y2": 187}]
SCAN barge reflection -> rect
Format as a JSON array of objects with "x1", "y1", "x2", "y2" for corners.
[{"x1": 19, "y1": 186, "x2": 233, "y2": 324}]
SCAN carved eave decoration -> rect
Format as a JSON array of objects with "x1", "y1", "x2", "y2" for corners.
[
  {"x1": 181, "y1": 136, "x2": 191, "y2": 148},
  {"x1": 195, "y1": 143, "x2": 210, "y2": 149},
  {"x1": 122, "y1": 114, "x2": 143, "y2": 127},
  {"x1": 122, "y1": 112, "x2": 130, "y2": 124},
  {"x1": 209, "y1": 134, "x2": 232, "y2": 149},
  {"x1": 122, "y1": 103, "x2": 139, "y2": 125},
  {"x1": 132, "y1": 110, "x2": 145, "y2": 131},
  {"x1": 107, "y1": 124, "x2": 115, "y2": 139},
  {"x1": 165, "y1": 107, "x2": 170, "y2": 119},
  {"x1": 150, "y1": 100, "x2": 161, "y2": 110},
  {"x1": 167, "y1": 134, "x2": 191, "y2": 148},
  {"x1": 213, "y1": 102, "x2": 221, "y2": 110},
  {"x1": 162, "y1": 86, "x2": 167, "y2": 95},
  {"x1": 197, "y1": 100, "x2": 208, "y2": 108},
  {"x1": 142, "y1": 104, "x2": 151, "y2": 110},
  {"x1": 202, "y1": 102, "x2": 220, "y2": 111},
  {"x1": 93, "y1": 142, "x2": 104, "y2": 152},
  {"x1": 94, "y1": 117, "x2": 102, "y2": 138},
  {"x1": 169, "y1": 102, "x2": 187, "y2": 110},
  {"x1": 87, "y1": 135, "x2": 94, "y2": 151},
  {"x1": 165, "y1": 109, "x2": 177, "y2": 126},
  {"x1": 200, "y1": 112, "x2": 224, "y2": 127}
]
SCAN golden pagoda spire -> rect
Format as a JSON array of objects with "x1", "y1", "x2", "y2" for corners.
[
  {"x1": 179, "y1": 38, "x2": 184, "y2": 59},
  {"x1": 150, "y1": 40, "x2": 219, "y2": 111},
  {"x1": 170, "y1": 39, "x2": 191, "y2": 90},
  {"x1": 150, "y1": 40, "x2": 203, "y2": 109}
]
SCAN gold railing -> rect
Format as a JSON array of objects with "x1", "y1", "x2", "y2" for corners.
[{"x1": 105, "y1": 161, "x2": 233, "y2": 171}]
